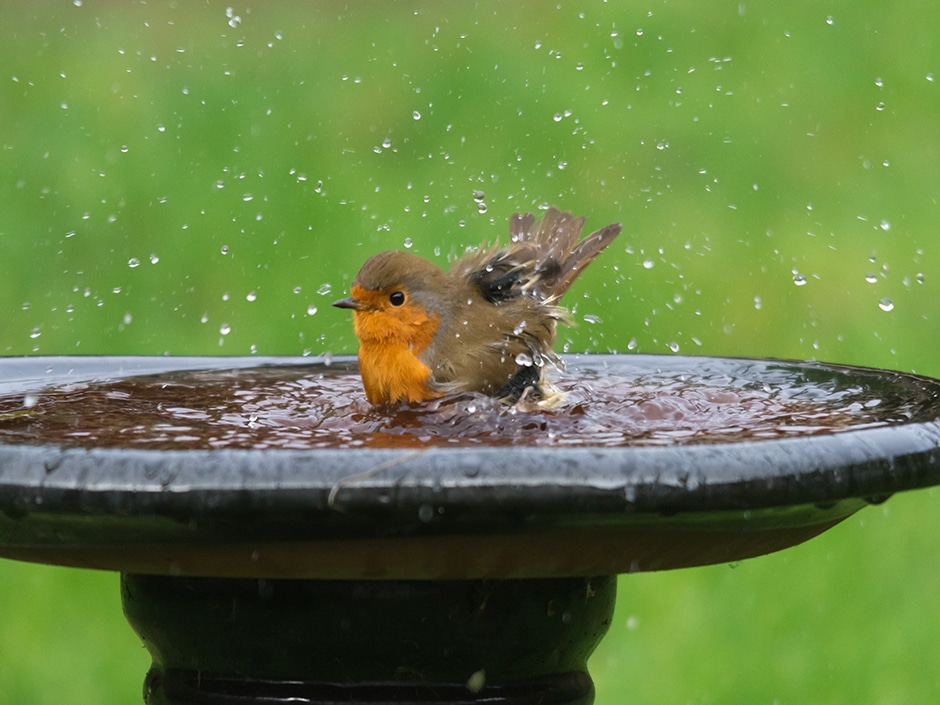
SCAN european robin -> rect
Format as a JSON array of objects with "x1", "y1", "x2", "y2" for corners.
[{"x1": 333, "y1": 207, "x2": 621, "y2": 405}]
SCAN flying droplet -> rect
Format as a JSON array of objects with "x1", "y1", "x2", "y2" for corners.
[
  {"x1": 246, "y1": 291, "x2": 257, "y2": 302},
  {"x1": 403, "y1": 237, "x2": 413, "y2": 249},
  {"x1": 792, "y1": 273, "x2": 807, "y2": 286},
  {"x1": 128, "y1": 257, "x2": 140, "y2": 268},
  {"x1": 412, "y1": 110, "x2": 421, "y2": 120},
  {"x1": 317, "y1": 283, "x2": 332, "y2": 296},
  {"x1": 306, "y1": 305, "x2": 318, "y2": 316},
  {"x1": 865, "y1": 273, "x2": 878, "y2": 284},
  {"x1": 149, "y1": 254, "x2": 159, "y2": 264},
  {"x1": 219, "y1": 323, "x2": 232, "y2": 335},
  {"x1": 515, "y1": 352, "x2": 534, "y2": 367},
  {"x1": 878, "y1": 297, "x2": 894, "y2": 312}
]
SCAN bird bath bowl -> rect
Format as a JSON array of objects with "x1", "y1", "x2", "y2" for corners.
[{"x1": 2, "y1": 354, "x2": 940, "y2": 705}]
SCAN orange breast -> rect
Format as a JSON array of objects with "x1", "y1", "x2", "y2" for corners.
[
  {"x1": 350, "y1": 288, "x2": 442, "y2": 404},
  {"x1": 357, "y1": 341, "x2": 439, "y2": 404}
]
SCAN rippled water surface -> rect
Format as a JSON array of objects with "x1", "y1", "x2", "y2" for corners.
[{"x1": 0, "y1": 358, "x2": 936, "y2": 450}]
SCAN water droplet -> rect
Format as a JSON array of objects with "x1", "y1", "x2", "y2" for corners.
[
  {"x1": 515, "y1": 352, "x2": 534, "y2": 367},
  {"x1": 403, "y1": 237, "x2": 413, "y2": 249},
  {"x1": 865, "y1": 272, "x2": 878, "y2": 284},
  {"x1": 417, "y1": 504, "x2": 434, "y2": 522},
  {"x1": 317, "y1": 283, "x2": 332, "y2": 296},
  {"x1": 553, "y1": 112, "x2": 564, "y2": 122},
  {"x1": 792, "y1": 273, "x2": 807, "y2": 286},
  {"x1": 642, "y1": 259, "x2": 654, "y2": 270},
  {"x1": 123, "y1": 312, "x2": 133, "y2": 325},
  {"x1": 200, "y1": 313, "x2": 209, "y2": 324},
  {"x1": 23, "y1": 393, "x2": 39, "y2": 409},
  {"x1": 825, "y1": 15, "x2": 834, "y2": 25},
  {"x1": 246, "y1": 291, "x2": 257, "y2": 302},
  {"x1": 472, "y1": 190, "x2": 485, "y2": 202},
  {"x1": 879, "y1": 219, "x2": 890, "y2": 231},
  {"x1": 307, "y1": 305, "x2": 318, "y2": 316},
  {"x1": 381, "y1": 137, "x2": 392, "y2": 149},
  {"x1": 668, "y1": 341, "x2": 680, "y2": 353},
  {"x1": 219, "y1": 323, "x2": 232, "y2": 335},
  {"x1": 128, "y1": 257, "x2": 140, "y2": 268},
  {"x1": 753, "y1": 296, "x2": 762, "y2": 310},
  {"x1": 583, "y1": 314, "x2": 602, "y2": 324},
  {"x1": 149, "y1": 253, "x2": 159, "y2": 264},
  {"x1": 221, "y1": 245, "x2": 230, "y2": 255},
  {"x1": 29, "y1": 327, "x2": 41, "y2": 339},
  {"x1": 242, "y1": 194, "x2": 253, "y2": 202},
  {"x1": 412, "y1": 110, "x2": 421, "y2": 120},
  {"x1": 878, "y1": 297, "x2": 894, "y2": 312}
]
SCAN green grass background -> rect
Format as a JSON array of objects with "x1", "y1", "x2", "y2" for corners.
[{"x1": 2, "y1": 1, "x2": 940, "y2": 702}]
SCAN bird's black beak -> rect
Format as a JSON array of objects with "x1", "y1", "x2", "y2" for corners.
[{"x1": 332, "y1": 297, "x2": 362, "y2": 310}]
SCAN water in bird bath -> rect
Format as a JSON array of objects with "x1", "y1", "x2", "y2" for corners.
[{"x1": 0, "y1": 356, "x2": 932, "y2": 451}]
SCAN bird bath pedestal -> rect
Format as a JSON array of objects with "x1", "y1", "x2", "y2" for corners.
[{"x1": 1, "y1": 354, "x2": 940, "y2": 705}]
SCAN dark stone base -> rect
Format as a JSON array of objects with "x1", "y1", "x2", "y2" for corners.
[{"x1": 122, "y1": 574, "x2": 616, "y2": 705}]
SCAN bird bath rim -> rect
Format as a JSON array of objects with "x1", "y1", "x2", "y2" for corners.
[{"x1": 1, "y1": 353, "x2": 939, "y2": 580}]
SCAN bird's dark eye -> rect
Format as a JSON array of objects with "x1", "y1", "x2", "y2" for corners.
[{"x1": 389, "y1": 291, "x2": 406, "y2": 307}]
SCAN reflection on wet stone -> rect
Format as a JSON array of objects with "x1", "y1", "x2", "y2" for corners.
[{"x1": 0, "y1": 358, "x2": 932, "y2": 451}]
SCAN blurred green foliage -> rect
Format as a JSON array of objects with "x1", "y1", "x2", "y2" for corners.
[{"x1": 2, "y1": 1, "x2": 940, "y2": 703}]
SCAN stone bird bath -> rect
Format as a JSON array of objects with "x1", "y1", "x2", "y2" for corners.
[{"x1": 1, "y1": 354, "x2": 939, "y2": 704}]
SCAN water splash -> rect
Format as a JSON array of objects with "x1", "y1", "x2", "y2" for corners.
[{"x1": 0, "y1": 359, "x2": 929, "y2": 451}]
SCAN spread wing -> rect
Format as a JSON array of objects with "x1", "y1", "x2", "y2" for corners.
[{"x1": 455, "y1": 207, "x2": 621, "y2": 304}]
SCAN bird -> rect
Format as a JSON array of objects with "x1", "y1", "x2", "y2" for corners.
[{"x1": 332, "y1": 207, "x2": 621, "y2": 405}]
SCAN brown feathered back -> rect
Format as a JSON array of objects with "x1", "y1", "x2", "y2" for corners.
[{"x1": 423, "y1": 207, "x2": 622, "y2": 400}]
